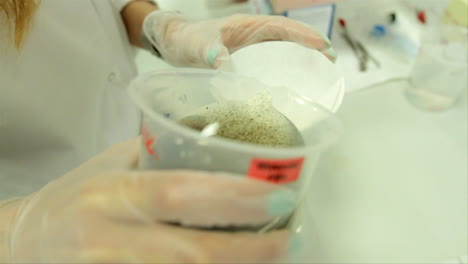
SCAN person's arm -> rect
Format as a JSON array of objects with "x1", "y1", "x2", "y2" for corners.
[
  {"x1": 120, "y1": 0, "x2": 334, "y2": 69},
  {"x1": 0, "y1": 138, "x2": 296, "y2": 263},
  {"x1": 120, "y1": 0, "x2": 159, "y2": 48}
]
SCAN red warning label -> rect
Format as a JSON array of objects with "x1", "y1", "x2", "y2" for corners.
[
  {"x1": 141, "y1": 125, "x2": 159, "y2": 160},
  {"x1": 248, "y1": 157, "x2": 305, "y2": 184}
]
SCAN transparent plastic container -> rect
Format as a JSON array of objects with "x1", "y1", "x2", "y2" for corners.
[
  {"x1": 129, "y1": 69, "x2": 341, "y2": 196},
  {"x1": 405, "y1": 24, "x2": 468, "y2": 111}
]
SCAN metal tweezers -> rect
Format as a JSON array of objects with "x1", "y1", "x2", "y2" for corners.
[{"x1": 341, "y1": 31, "x2": 380, "y2": 72}]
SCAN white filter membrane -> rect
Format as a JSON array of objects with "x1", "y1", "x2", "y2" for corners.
[{"x1": 219, "y1": 41, "x2": 345, "y2": 112}]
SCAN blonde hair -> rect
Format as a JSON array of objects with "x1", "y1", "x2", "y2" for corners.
[{"x1": 0, "y1": 0, "x2": 39, "y2": 49}]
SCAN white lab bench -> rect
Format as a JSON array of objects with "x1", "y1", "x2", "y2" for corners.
[
  {"x1": 308, "y1": 81, "x2": 467, "y2": 264},
  {"x1": 134, "y1": 0, "x2": 467, "y2": 263}
]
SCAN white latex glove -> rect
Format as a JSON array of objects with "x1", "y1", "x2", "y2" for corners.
[
  {"x1": 1, "y1": 138, "x2": 300, "y2": 263},
  {"x1": 143, "y1": 11, "x2": 335, "y2": 68}
]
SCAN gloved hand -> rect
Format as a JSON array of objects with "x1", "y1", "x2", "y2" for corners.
[
  {"x1": 2, "y1": 138, "x2": 300, "y2": 263},
  {"x1": 143, "y1": 11, "x2": 335, "y2": 68}
]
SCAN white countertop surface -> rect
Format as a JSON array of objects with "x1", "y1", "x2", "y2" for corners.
[{"x1": 306, "y1": 80, "x2": 467, "y2": 263}]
